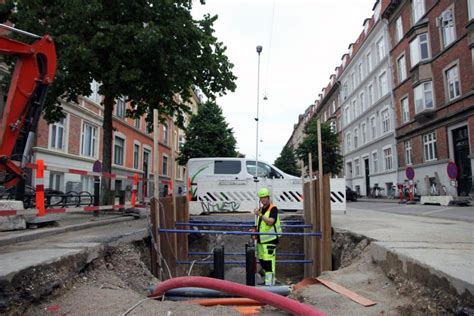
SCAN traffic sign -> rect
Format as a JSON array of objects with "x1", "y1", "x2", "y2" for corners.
[
  {"x1": 93, "y1": 160, "x2": 102, "y2": 173},
  {"x1": 405, "y1": 166, "x2": 415, "y2": 180},
  {"x1": 447, "y1": 161, "x2": 458, "y2": 180}
]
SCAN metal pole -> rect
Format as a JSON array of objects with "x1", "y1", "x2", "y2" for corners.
[
  {"x1": 153, "y1": 109, "x2": 160, "y2": 199},
  {"x1": 255, "y1": 45, "x2": 263, "y2": 207},
  {"x1": 0, "y1": 23, "x2": 41, "y2": 39}
]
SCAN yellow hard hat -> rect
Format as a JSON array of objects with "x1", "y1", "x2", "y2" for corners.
[{"x1": 258, "y1": 188, "x2": 270, "y2": 198}]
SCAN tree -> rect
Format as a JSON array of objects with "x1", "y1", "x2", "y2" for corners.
[
  {"x1": 177, "y1": 100, "x2": 236, "y2": 165},
  {"x1": 1, "y1": 0, "x2": 236, "y2": 203},
  {"x1": 274, "y1": 145, "x2": 300, "y2": 176},
  {"x1": 296, "y1": 119, "x2": 342, "y2": 175}
]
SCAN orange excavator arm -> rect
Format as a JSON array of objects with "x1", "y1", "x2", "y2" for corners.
[{"x1": 0, "y1": 24, "x2": 56, "y2": 188}]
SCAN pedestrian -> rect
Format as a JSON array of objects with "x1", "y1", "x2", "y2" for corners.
[{"x1": 254, "y1": 187, "x2": 282, "y2": 286}]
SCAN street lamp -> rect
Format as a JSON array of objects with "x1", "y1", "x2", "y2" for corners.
[{"x1": 255, "y1": 45, "x2": 262, "y2": 207}]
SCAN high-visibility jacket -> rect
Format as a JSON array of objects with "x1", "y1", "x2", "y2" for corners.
[{"x1": 257, "y1": 203, "x2": 282, "y2": 244}]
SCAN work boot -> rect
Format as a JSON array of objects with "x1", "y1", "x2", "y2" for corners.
[{"x1": 264, "y1": 272, "x2": 273, "y2": 286}]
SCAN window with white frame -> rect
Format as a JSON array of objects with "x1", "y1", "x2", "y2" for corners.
[
  {"x1": 49, "y1": 172, "x2": 63, "y2": 191},
  {"x1": 379, "y1": 72, "x2": 388, "y2": 97},
  {"x1": 162, "y1": 155, "x2": 169, "y2": 176},
  {"x1": 412, "y1": 0, "x2": 426, "y2": 23},
  {"x1": 81, "y1": 122, "x2": 97, "y2": 157},
  {"x1": 346, "y1": 132, "x2": 352, "y2": 152},
  {"x1": 359, "y1": 91, "x2": 365, "y2": 113},
  {"x1": 350, "y1": 72, "x2": 355, "y2": 92},
  {"x1": 89, "y1": 80, "x2": 101, "y2": 104},
  {"x1": 358, "y1": 63, "x2": 363, "y2": 82},
  {"x1": 383, "y1": 147, "x2": 393, "y2": 170},
  {"x1": 404, "y1": 140, "x2": 413, "y2": 165},
  {"x1": 133, "y1": 143, "x2": 140, "y2": 169},
  {"x1": 331, "y1": 101, "x2": 336, "y2": 114},
  {"x1": 351, "y1": 99, "x2": 357, "y2": 119},
  {"x1": 376, "y1": 37, "x2": 385, "y2": 61},
  {"x1": 368, "y1": 84, "x2": 374, "y2": 105},
  {"x1": 397, "y1": 55, "x2": 407, "y2": 82},
  {"x1": 370, "y1": 116, "x2": 377, "y2": 139},
  {"x1": 81, "y1": 175, "x2": 94, "y2": 193},
  {"x1": 344, "y1": 106, "x2": 350, "y2": 125},
  {"x1": 410, "y1": 33, "x2": 430, "y2": 67},
  {"x1": 361, "y1": 123, "x2": 367, "y2": 144},
  {"x1": 354, "y1": 159, "x2": 360, "y2": 176},
  {"x1": 440, "y1": 8, "x2": 455, "y2": 48},
  {"x1": 395, "y1": 16, "x2": 403, "y2": 42},
  {"x1": 330, "y1": 121, "x2": 336, "y2": 133},
  {"x1": 346, "y1": 161, "x2": 353, "y2": 178},
  {"x1": 354, "y1": 128, "x2": 359, "y2": 148},
  {"x1": 49, "y1": 117, "x2": 65, "y2": 150},
  {"x1": 116, "y1": 96, "x2": 126, "y2": 119},
  {"x1": 323, "y1": 111, "x2": 327, "y2": 122},
  {"x1": 114, "y1": 136, "x2": 125, "y2": 166},
  {"x1": 342, "y1": 81, "x2": 348, "y2": 100},
  {"x1": 372, "y1": 151, "x2": 378, "y2": 173},
  {"x1": 401, "y1": 97, "x2": 410, "y2": 124},
  {"x1": 366, "y1": 53, "x2": 372, "y2": 75},
  {"x1": 163, "y1": 125, "x2": 168, "y2": 144},
  {"x1": 337, "y1": 117, "x2": 342, "y2": 132},
  {"x1": 469, "y1": 0, "x2": 474, "y2": 20},
  {"x1": 414, "y1": 81, "x2": 433, "y2": 113},
  {"x1": 423, "y1": 132, "x2": 437, "y2": 161},
  {"x1": 445, "y1": 65, "x2": 460, "y2": 100},
  {"x1": 134, "y1": 117, "x2": 141, "y2": 129},
  {"x1": 381, "y1": 109, "x2": 391, "y2": 134}
]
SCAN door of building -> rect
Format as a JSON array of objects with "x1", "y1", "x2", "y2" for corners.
[
  {"x1": 364, "y1": 158, "x2": 370, "y2": 196},
  {"x1": 452, "y1": 126, "x2": 472, "y2": 196}
]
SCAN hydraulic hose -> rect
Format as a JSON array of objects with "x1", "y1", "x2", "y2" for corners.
[{"x1": 149, "y1": 276, "x2": 326, "y2": 316}]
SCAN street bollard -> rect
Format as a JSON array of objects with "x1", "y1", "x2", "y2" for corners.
[
  {"x1": 93, "y1": 176, "x2": 100, "y2": 217},
  {"x1": 245, "y1": 243, "x2": 256, "y2": 286},
  {"x1": 119, "y1": 190, "x2": 125, "y2": 212},
  {"x1": 131, "y1": 173, "x2": 138, "y2": 208},
  {"x1": 35, "y1": 159, "x2": 45, "y2": 216},
  {"x1": 213, "y1": 246, "x2": 225, "y2": 280}
]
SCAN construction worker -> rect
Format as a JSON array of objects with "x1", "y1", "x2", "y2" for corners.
[{"x1": 254, "y1": 187, "x2": 282, "y2": 286}]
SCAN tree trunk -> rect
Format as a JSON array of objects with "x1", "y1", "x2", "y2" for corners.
[{"x1": 101, "y1": 94, "x2": 114, "y2": 205}]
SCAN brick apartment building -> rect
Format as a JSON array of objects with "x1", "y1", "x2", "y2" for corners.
[
  {"x1": 382, "y1": 0, "x2": 474, "y2": 197},
  {"x1": 33, "y1": 81, "x2": 200, "y2": 199}
]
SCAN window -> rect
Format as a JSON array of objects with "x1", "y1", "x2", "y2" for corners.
[
  {"x1": 331, "y1": 101, "x2": 336, "y2": 114},
  {"x1": 469, "y1": 0, "x2": 474, "y2": 20},
  {"x1": 397, "y1": 55, "x2": 407, "y2": 82},
  {"x1": 376, "y1": 37, "x2": 385, "y2": 61},
  {"x1": 354, "y1": 128, "x2": 359, "y2": 148},
  {"x1": 81, "y1": 122, "x2": 97, "y2": 157},
  {"x1": 412, "y1": 0, "x2": 426, "y2": 23},
  {"x1": 383, "y1": 147, "x2": 393, "y2": 170},
  {"x1": 114, "y1": 136, "x2": 124, "y2": 165},
  {"x1": 81, "y1": 175, "x2": 94, "y2": 193},
  {"x1": 346, "y1": 132, "x2": 352, "y2": 152},
  {"x1": 217, "y1": 160, "x2": 242, "y2": 174},
  {"x1": 370, "y1": 116, "x2": 377, "y2": 139},
  {"x1": 446, "y1": 65, "x2": 460, "y2": 100},
  {"x1": 359, "y1": 92, "x2": 365, "y2": 113},
  {"x1": 381, "y1": 109, "x2": 391, "y2": 133},
  {"x1": 395, "y1": 16, "x2": 403, "y2": 42},
  {"x1": 404, "y1": 140, "x2": 413, "y2": 165},
  {"x1": 342, "y1": 81, "x2": 348, "y2": 100},
  {"x1": 414, "y1": 81, "x2": 433, "y2": 113},
  {"x1": 116, "y1": 97, "x2": 126, "y2": 119},
  {"x1": 366, "y1": 52, "x2": 372, "y2": 73},
  {"x1": 401, "y1": 97, "x2": 410, "y2": 123},
  {"x1": 410, "y1": 33, "x2": 430, "y2": 67},
  {"x1": 135, "y1": 117, "x2": 141, "y2": 129},
  {"x1": 423, "y1": 132, "x2": 437, "y2": 161},
  {"x1": 49, "y1": 117, "x2": 65, "y2": 150},
  {"x1": 330, "y1": 121, "x2": 336, "y2": 133},
  {"x1": 361, "y1": 123, "x2": 367, "y2": 144},
  {"x1": 350, "y1": 72, "x2": 355, "y2": 91},
  {"x1": 379, "y1": 72, "x2": 388, "y2": 97},
  {"x1": 162, "y1": 155, "x2": 168, "y2": 176},
  {"x1": 133, "y1": 144, "x2": 140, "y2": 169},
  {"x1": 162, "y1": 125, "x2": 168, "y2": 144},
  {"x1": 246, "y1": 161, "x2": 276, "y2": 178},
  {"x1": 89, "y1": 80, "x2": 101, "y2": 104},
  {"x1": 346, "y1": 161, "x2": 353, "y2": 178},
  {"x1": 344, "y1": 106, "x2": 350, "y2": 125},
  {"x1": 372, "y1": 151, "x2": 378, "y2": 173},
  {"x1": 351, "y1": 99, "x2": 357, "y2": 119},
  {"x1": 440, "y1": 8, "x2": 455, "y2": 48},
  {"x1": 358, "y1": 63, "x2": 363, "y2": 82},
  {"x1": 354, "y1": 159, "x2": 360, "y2": 176},
  {"x1": 368, "y1": 84, "x2": 374, "y2": 105},
  {"x1": 49, "y1": 172, "x2": 63, "y2": 191}
]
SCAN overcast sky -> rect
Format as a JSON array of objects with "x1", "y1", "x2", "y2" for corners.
[{"x1": 192, "y1": 0, "x2": 376, "y2": 164}]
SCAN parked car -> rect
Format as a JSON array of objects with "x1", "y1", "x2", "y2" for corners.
[{"x1": 346, "y1": 186, "x2": 358, "y2": 202}]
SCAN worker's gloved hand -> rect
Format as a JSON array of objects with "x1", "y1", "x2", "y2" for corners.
[
  {"x1": 253, "y1": 208, "x2": 261, "y2": 216},
  {"x1": 249, "y1": 227, "x2": 258, "y2": 240}
]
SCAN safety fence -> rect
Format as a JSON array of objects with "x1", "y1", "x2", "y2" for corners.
[{"x1": 1, "y1": 159, "x2": 146, "y2": 217}]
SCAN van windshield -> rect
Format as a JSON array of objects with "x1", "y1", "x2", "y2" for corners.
[
  {"x1": 246, "y1": 161, "x2": 282, "y2": 178},
  {"x1": 214, "y1": 160, "x2": 241, "y2": 174}
]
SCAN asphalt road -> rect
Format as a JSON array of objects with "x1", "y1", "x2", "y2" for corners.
[{"x1": 346, "y1": 201, "x2": 474, "y2": 223}]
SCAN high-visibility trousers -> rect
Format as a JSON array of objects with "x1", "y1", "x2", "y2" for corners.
[{"x1": 257, "y1": 243, "x2": 276, "y2": 285}]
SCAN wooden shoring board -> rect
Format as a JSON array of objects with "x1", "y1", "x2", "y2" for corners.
[
  {"x1": 175, "y1": 196, "x2": 189, "y2": 276},
  {"x1": 303, "y1": 181, "x2": 311, "y2": 278},
  {"x1": 159, "y1": 196, "x2": 177, "y2": 278},
  {"x1": 322, "y1": 175, "x2": 332, "y2": 271}
]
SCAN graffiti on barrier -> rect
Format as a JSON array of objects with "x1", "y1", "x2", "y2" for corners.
[{"x1": 201, "y1": 200, "x2": 241, "y2": 212}]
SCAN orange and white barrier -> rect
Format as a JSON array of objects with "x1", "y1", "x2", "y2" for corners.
[{"x1": 35, "y1": 159, "x2": 46, "y2": 217}]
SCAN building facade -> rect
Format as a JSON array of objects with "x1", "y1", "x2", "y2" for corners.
[
  {"x1": 340, "y1": 0, "x2": 398, "y2": 198},
  {"x1": 383, "y1": 0, "x2": 474, "y2": 197}
]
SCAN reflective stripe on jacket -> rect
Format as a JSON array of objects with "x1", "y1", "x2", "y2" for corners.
[{"x1": 258, "y1": 203, "x2": 282, "y2": 243}]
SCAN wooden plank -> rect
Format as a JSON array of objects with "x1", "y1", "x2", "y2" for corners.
[
  {"x1": 159, "y1": 196, "x2": 177, "y2": 278},
  {"x1": 316, "y1": 278, "x2": 376, "y2": 307},
  {"x1": 149, "y1": 198, "x2": 159, "y2": 277},
  {"x1": 303, "y1": 180, "x2": 311, "y2": 278},
  {"x1": 314, "y1": 178, "x2": 322, "y2": 277},
  {"x1": 322, "y1": 175, "x2": 332, "y2": 271},
  {"x1": 175, "y1": 196, "x2": 188, "y2": 276}
]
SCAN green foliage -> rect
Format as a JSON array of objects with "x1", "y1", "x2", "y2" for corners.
[
  {"x1": 296, "y1": 119, "x2": 342, "y2": 175},
  {"x1": 274, "y1": 145, "x2": 300, "y2": 177},
  {"x1": 177, "y1": 100, "x2": 237, "y2": 165}
]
